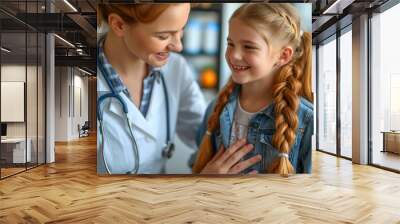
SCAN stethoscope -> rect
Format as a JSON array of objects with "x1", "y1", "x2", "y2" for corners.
[{"x1": 97, "y1": 45, "x2": 175, "y2": 174}]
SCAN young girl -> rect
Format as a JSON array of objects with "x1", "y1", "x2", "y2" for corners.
[{"x1": 192, "y1": 3, "x2": 313, "y2": 176}]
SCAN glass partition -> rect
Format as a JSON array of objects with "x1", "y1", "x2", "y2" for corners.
[
  {"x1": 339, "y1": 28, "x2": 352, "y2": 158},
  {"x1": 0, "y1": 0, "x2": 46, "y2": 179},
  {"x1": 1, "y1": 29, "x2": 28, "y2": 177},
  {"x1": 317, "y1": 36, "x2": 337, "y2": 155},
  {"x1": 371, "y1": 3, "x2": 400, "y2": 171}
]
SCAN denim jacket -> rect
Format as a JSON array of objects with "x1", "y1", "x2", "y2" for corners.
[{"x1": 194, "y1": 86, "x2": 314, "y2": 174}]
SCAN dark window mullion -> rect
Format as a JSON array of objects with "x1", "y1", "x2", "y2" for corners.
[
  {"x1": 25, "y1": 0, "x2": 28, "y2": 171},
  {"x1": 367, "y1": 10, "x2": 373, "y2": 165},
  {"x1": 336, "y1": 27, "x2": 341, "y2": 157},
  {"x1": 316, "y1": 45, "x2": 320, "y2": 151},
  {"x1": 44, "y1": 0, "x2": 48, "y2": 165},
  {"x1": 36, "y1": 0, "x2": 39, "y2": 167}
]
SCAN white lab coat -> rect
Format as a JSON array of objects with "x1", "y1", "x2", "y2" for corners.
[{"x1": 97, "y1": 53, "x2": 206, "y2": 174}]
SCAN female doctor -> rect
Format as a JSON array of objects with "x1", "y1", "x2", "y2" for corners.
[{"x1": 97, "y1": 4, "x2": 206, "y2": 174}]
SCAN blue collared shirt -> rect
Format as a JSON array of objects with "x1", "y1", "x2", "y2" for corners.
[{"x1": 98, "y1": 39, "x2": 159, "y2": 117}]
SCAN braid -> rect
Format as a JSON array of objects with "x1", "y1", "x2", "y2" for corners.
[
  {"x1": 297, "y1": 32, "x2": 313, "y2": 102},
  {"x1": 207, "y1": 79, "x2": 236, "y2": 132},
  {"x1": 273, "y1": 6, "x2": 299, "y2": 40},
  {"x1": 268, "y1": 61, "x2": 302, "y2": 176},
  {"x1": 192, "y1": 79, "x2": 236, "y2": 173}
]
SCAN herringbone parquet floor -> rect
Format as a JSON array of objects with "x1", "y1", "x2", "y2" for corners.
[{"x1": 0, "y1": 135, "x2": 399, "y2": 223}]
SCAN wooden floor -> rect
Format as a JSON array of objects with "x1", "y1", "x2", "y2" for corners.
[
  {"x1": 1, "y1": 167, "x2": 26, "y2": 178},
  {"x1": 1, "y1": 163, "x2": 46, "y2": 178},
  {"x1": 1, "y1": 135, "x2": 400, "y2": 223},
  {"x1": 373, "y1": 151, "x2": 400, "y2": 171}
]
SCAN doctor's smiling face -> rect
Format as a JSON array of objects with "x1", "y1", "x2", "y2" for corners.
[{"x1": 108, "y1": 4, "x2": 190, "y2": 68}]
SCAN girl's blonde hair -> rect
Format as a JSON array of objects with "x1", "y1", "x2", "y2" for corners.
[
  {"x1": 193, "y1": 3, "x2": 312, "y2": 176},
  {"x1": 97, "y1": 4, "x2": 173, "y2": 26}
]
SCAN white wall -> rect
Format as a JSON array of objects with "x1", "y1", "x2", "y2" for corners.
[
  {"x1": 54, "y1": 67, "x2": 89, "y2": 141},
  {"x1": 55, "y1": 67, "x2": 68, "y2": 141},
  {"x1": 1, "y1": 65, "x2": 35, "y2": 138},
  {"x1": 1, "y1": 65, "x2": 26, "y2": 141},
  {"x1": 72, "y1": 72, "x2": 89, "y2": 138},
  {"x1": 1, "y1": 64, "x2": 46, "y2": 164}
]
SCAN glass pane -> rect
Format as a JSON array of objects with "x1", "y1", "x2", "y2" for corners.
[
  {"x1": 340, "y1": 29, "x2": 352, "y2": 158},
  {"x1": 371, "y1": 3, "x2": 400, "y2": 171},
  {"x1": 312, "y1": 45, "x2": 317, "y2": 151},
  {"x1": 27, "y1": 31, "x2": 38, "y2": 169},
  {"x1": 0, "y1": 0, "x2": 46, "y2": 178},
  {"x1": 0, "y1": 0, "x2": 28, "y2": 177},
  {"x1": 1, "y1": 30, "x2": 27, "y2": 177},
  {"x1": 27, "y1": 0, "x2": 39, "y2": 168},
  {"x1": 38, "y1": 32, "x2": 45, "y2": 165},
  {"x1": 317, "y1": 37, "x2": 337, "y2": 154}
]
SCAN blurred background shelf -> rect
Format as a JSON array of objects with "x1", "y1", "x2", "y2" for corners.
[{"x1": 183, "y1": 4, "x2": 223, "y2": 94}]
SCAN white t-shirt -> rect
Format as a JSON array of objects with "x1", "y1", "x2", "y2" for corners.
[{"x1": 229, "y1": 100, "x2": 269, "y2": 147}]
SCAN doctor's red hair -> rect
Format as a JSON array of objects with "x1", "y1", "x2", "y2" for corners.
[{"x1": 97, "y1": 4, "x2": 173, "y2": 26}]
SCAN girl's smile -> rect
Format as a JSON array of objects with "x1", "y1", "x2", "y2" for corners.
[
  {"x1": 231, "y1": 64, "x2": 251, "y2": 72},
  {"x1": 225, "y1": 18, "x2": 279, "y2": 85}
]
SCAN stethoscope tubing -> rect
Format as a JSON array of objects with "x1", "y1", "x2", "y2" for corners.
[{"x1": 97, "y1": 41, "x2": 172, "y2": 174}]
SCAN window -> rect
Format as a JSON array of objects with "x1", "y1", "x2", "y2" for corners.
[
  {"x1": 370, "y1": 2, "x2": 400, "y2": 171},
  {"x1": 339, "y1": 28, "x2": 352, "y2": 158},
  {"x1": 317, "y1": 36, "x2": 337, "y2": 155}
]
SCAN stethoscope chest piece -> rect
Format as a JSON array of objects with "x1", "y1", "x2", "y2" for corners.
[{"x1": 162, "y1": 142, "x2": 175, "y2": 159}]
